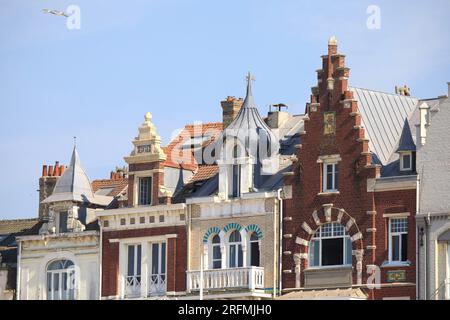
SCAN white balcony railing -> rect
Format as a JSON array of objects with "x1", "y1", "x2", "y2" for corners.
[
  {"x1": 186, "y1": 267, "x2": 264, "y2": 293},
  {"x1": 125, "y1": 275, "x2": 141, "y2": 298},
  {"x1": 149, "y1": 273, "x2": 167, "y2": 296}
]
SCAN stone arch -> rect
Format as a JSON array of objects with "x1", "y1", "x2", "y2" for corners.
[{"x1": 223, "y1": 222, "x2": 243, "y2": 234}]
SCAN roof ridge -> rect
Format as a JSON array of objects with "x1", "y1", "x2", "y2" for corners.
[
  {"x1": 350, "y1": 86, "x2": 418, "y2": 99},
  {"x1": 0, "y1": 218, "x2": 39, "y2": 223}
]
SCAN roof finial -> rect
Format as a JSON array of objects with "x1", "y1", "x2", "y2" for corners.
[
  {"x1": 328, "y1": 36, "x2": 337, "y2": 46},
  {"x1": 245, "y1": 72, "x2": 255, "y2": 97},
  {"x1": 145, "y1": 112, "x2": 152, "y2": 122},
  {"x1": 73, "y1": 136, "x2": 77, "y2": 148}
]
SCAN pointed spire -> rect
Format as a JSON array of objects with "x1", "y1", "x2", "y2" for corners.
[
  {"x1": 242, "y1": 72, "x2": 257, "y2": 109},
  {"x1": 397, "y1": 118, "x2": 416, "y2": 152}
]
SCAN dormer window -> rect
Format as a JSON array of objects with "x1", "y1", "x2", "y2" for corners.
[
  {"x1": 56, "y1": 211, "x2": 68, "y2": 233},
  {"x1": 400, "y1": 152, "x2": 412, "y2": 171}
]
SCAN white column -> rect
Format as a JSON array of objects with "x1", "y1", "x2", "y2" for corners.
[
  {"x1": 119, "y1": 242, "x2": 126, "y2": 299},
  {"x1": 141, "y1": 241, "x2": 149, "y2": 298}
]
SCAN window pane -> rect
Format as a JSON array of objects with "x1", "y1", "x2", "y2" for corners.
[
  {"x1": 59, "y1": 212, "x2": 68, "y2": 233},
  {"x1": 139, "y1": 177, "x2": 152, "y2": 205},
  {"x1": 309, "y1": 240, "x2": 320, "y2": 267},
  {"x1": 161, "y1": 243, "x2": 166, "y2": 274},
  {"x1": 152, "y1": 243, "x2": 159, "y2": 274},
  {"x1": 212, "y1": 235, "x2": 220, "y2": 244},
  {"x1": 392, "y1": 235, "x2": 400, "y2": 261},
  {"x1": 322, "y1": 238, "x2": 344, "y2": 266},
  {"x1": 401, "y1": 233, "x2": 408, "y2": 261},
  {"x1": 403, "y1": 155, "x2": 411, "y2": 169},
  {"x1": 345, "y1": 238, "x2": 352, "y2": 265},
  {"x1": 250, "y1": 241, "x2": 260, "y2": 267},
  {"x1": 213, "y1": 245, "x2": 221, "y2": 259},
  {"x1": 136, "y1": 245, "x2": 142, "y2": 276},
  {"x1": 326, "y1": 171, "x2": 333, "y2": 190},
  {"x1": 229, "y1": 230, "x2": 241, "y2": 242},
  {"x1": 213, "y1": 260, "x2": 221, "y2": 269},
  {"x1": 232, "y1": 165, "x2": 240, "y2": 197},
  {"x1": 238, "y1": 244, "x2": 243, "y2": 267},
  {"x1": 229, "y1": 245, "x2": 236, "y2": 268},
  {"x1": 127, "y1": 246, "x2": 135, "y2": 276}
]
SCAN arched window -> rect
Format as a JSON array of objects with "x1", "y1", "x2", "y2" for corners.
[
  {"x1": 211, "y1": 235, "x2": 222, "y2": 269},
  {"x1": 309, "y1": 223, "x2": 352, "y2": 267},
  {"x1": 46, "y1": 259, "x2": 76, "y2": 300},
  {"x1": 249, "y1": 232, "x2": 260, "y2": 267},
  {"x1": 228, "y1": 230, "x2": 243, "y2": 268}
]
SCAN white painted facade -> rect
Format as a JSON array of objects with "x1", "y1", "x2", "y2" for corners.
[
  {"x1": 416, "y1": 85, "x2": 450, "y2": 300},
  {"x1": 16, "y1": 231, "x2": 100, "y2": 300}
]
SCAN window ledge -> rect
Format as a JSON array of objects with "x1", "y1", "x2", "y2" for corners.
[
  {"x1": 381, "y1": 261, "x2": 411, "y2": 268},
  {"x1": 305, "y1": 265, "x2": 352, "y2": 272},
  {"x1": 317, "y1": 191, "x2": 340, "y2": 196}
]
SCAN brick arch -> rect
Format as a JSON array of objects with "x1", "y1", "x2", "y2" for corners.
[
  {"x1": 203, "y1": 226, "x2": 221, "y2": 243},
  {"x1": 294, "y1": 206, "x2": 364, "y2": 257}
]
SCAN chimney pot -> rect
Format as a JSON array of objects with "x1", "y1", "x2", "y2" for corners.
[
  {"x1": 54, "y1": 164, "x2": 59, "y2": 177},
  {"x1": 48, "y1": 165, "x2": 54, "y2": 177},
  {"x1": 59, "y1": 165, "x2": 65, "y2": 175},
  {"x1": 42, "y1": 165, "x2": 48, "y2": 177}
]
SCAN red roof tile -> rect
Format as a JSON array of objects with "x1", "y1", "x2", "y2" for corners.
[{"x1": 91, "y1": 178, "x2": 128, "y2": 197}]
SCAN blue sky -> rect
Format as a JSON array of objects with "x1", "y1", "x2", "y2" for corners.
[{"x1": 1, "y1": 0, "x2": 449, "y2": 219}]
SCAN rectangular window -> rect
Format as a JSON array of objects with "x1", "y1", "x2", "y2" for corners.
[
  {"x1": 149, "y1": 242, "x2": 167, "y2": 295},
  {"x1": 58, "y1": 212, "x2": 68, "y2": 233},
  {"x1": 138, "y1": 177, "x2": 152, "y2": 205},
  {"x1": 322, "y1": 238, "x2": 344, "y2": 266},
  {"x1": 323, "y1": 163, "x2": 339, "y2": 192},
  {"x1": 390, "y1": 218, "x2": 408, "y2": 262},
  {"x1": 127, "y1": 244, "x2": 142, "y2": 277},
  {"x1": 309, "y1": 239, "x2": 320, "y2": 267},
  {"x1": 212, "y1": 245, "x2": 222, "y2": 269},
  {"x1": 232, "y1": 164, "x2": 241, "y2": 197},
  {"x1": 401, "y1": 153, "x2": 412, "y2": 171}
]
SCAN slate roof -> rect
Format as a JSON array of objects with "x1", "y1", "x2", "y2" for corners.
[
  {"x1": 0, "y1": 218, "x2": 39, "y2": 236},
  {"x1": 350, "y1": 87, "x2": 419, "y2": 165},
  {"x1": 396, "y1": 118, "x2": 416, "y2": 152}
]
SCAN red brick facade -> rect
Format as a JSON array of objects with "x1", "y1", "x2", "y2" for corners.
[
  {"x1": 101, "y1": 226, "x2": 187, "y2": 297},
  {"x1": 282, "y1": 41, "x2": 416, "y2": 299}
]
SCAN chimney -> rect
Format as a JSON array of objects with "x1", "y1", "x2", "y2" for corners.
[
  {"x1": 54, "y1": 161, "x2": 60, "y2": 176},
  {"x1": 39, "y1": 162, "x2": 63, "y2": 220},
  {"x1": 395, "y1": 85, "x2": 411, "y2": 96},
  {"x1": 328, "y1": 36, "x2": 338, "y2": 55},
  {"x1": 42, "y1": 165, "x2": 48, "y2": 177},
  {"x1": 267, "y1": 104, "x2": 290, "y2": 129},
  {"x1": 221, "y1": 96, "x2": 244, "y2": 128}
]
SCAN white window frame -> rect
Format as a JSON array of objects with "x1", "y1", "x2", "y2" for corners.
[
  {"x1": 46, "y1": 260, "x2": 76, "y2": 300},
  {"x1": 148, "y1": 241, "x2": 167, "y2": 296},
  {"x1": 125, "y1": 244, "x2": 142, "y2": 298},
  {"x1": 308, "y1": 223, "x2": 352, "y2": 268},
  {"x1": 388, "y1": 218, "x2": 408, "y2": 263},
  {"x1": 400, "y1": 152, "x2": 412, "y2": 171},
  {"x1": 228, "y1": 230, "x2": 243, "y2": 268},
  {"x1": 210, "y1": 235, "x2": 222, "y2": 269},
  {"x1": 323, "y1": 162, "x2": 339, "y2": 192},
  {"x1": 248, "y1": 232, "x2": 261, "y2": 267}
]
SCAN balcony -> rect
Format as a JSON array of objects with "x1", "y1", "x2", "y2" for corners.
[
  {"x1": 186, "y1": 267, "x2": 264, "y2": 293},
  {"x1": 124, "y1": 273, "x2": 166, "y2": 299}
]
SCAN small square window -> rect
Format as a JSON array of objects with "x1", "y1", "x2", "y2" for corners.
[
  {"x1": 180, "y1": 214, "x2": 185, "y2": 221},
  {"x1": 149, "y1": 216, "x2": 155, "y2": 223},
  {"x1": 120, "y1": 218, "x2": 126, "y2": 226},
  {"x1": 103, "y1": 220, "x2": 109, "y2": 228},
  {"x1": 139, "y1": 217, "x2": 145, "y2": 224},
  {"x1": 159, "y1": 215, "x2": 165, "y2": 223},
  {"x1": 130, "y1": 218, "x2": 135, "y2": 225},
  {"x1": 401, "y1": 153, "x2": 412, "y2": 171}
]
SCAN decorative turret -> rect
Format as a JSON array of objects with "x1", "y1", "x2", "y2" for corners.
[{"x1": 124, "y1": 112, "x2": 166, "y2": 165}]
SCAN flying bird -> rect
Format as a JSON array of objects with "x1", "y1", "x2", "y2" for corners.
[{"x1": 42, "y1": 9, "x2": 69, "y2": 17}]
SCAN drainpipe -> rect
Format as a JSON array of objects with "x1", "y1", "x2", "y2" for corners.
[
  {"x1": 425, "y1": 213, "x2": 430, "y2": 299},
  {"x1": 98, "y1": 218, "x2": 103, "y2": 300},
  {"x1": 16, "y1": 240, "x2": 22, "y2": 300},
  {"x1": 277, "y1": 188, "x2": 283, "y2": 297}
]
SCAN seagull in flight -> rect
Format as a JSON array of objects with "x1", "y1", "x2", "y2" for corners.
[{"x1": 42, "y1": 9, "x2": 69, "y2": 17}]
